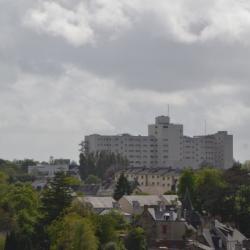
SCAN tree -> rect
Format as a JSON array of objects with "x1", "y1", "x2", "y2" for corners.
[
  {"x1": 194, "y1": 168, "x2": 226, "y2": 214},
  {"x1": 234, "y1": 185, "x2": 250, "y2": 237},
  {"x1": 113, "y1": 173, "x2": 132, "y2": 201},
  {"x1": 48, "y1": 213, "x2": 98, "y2": 250},
  {"x1": 94, "y1": 214, "x2": 118, "y2": 246},
  {"x1": 41, "y1": 172, "x2": 73, "y2": 224},
  {"x1": 79, "y1": 152, "x2": 128, "y2": 180},
  {"x1": 103, "y1": 242, "x2": 125, "y2": 250},
  {"x1": 85, "y1": 175, "x2": 101, "y2": 184},
  {"x1": 1, "y1": 184, "x2": 40, "y2": 250},
  {"x1": 178, "y1": 169, "x2": 196, "y2": 202},
  {"x1": 125, "y1": 227, "x2": 147, "y2": 250},
  {"x1": 0, "y1": 234, "x2": 5, "y2": 250}
]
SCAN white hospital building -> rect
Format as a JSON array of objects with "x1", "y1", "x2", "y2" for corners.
[{"x1": 80, "y1": 116, "x2": 233, "y2": 169}]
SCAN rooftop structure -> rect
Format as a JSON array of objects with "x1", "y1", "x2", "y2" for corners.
[{"x1": 118, "y1": 195, "x2": 181, "y2": 215}]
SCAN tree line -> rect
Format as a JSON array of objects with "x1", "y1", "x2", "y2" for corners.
[
  {"x1": 79, "y1": 151, "x2": 129, "y2": 181},
  {"x1": 178, "y1": 164, "x2": 250, "y2": 237},
  {"x1": 0, "y1": 159, "x2": 146, "y2": 250}
]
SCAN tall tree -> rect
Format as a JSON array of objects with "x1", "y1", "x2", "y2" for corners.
[
  {"x1": 113, "y1": 173, "x2": 131, "y2": 201},
  {"x1": 79, "y1": 152, "x2": 128, "y2": 180},
  {"x1": 41, "y1": 172, "x2": 73, "y2": 224},
  {"x1": 178, "y1": 169, "x2": 196, "y2": 202}
]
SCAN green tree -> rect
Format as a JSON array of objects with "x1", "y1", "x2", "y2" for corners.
[
  {"x1": 0, "y1": 160, "x2": 26, "y2": 183},
  {"x1": 0, "y1": 234, "x2": 5, "y2": 250},
  {"x1": 33, "y1": 172, "x2": 73, "y2": 250},
  {"x1": 79, "y1": 152, "x2": 128, "y2": 180},
  {"x1": 125, "y1": 227, "x2": 147, "y2": 250},
  {"x1": 103, "y1": 242, "x2": 125, "y2": 250},
  {"x1": 178, "y1": 169, "x2": 196, "y2": 201},
  {"x1": 1, "y1": 184, "x2": 40, "y2": 250},
  {"x1": 48, "y1": 213, "x2": 98, "y2": 250},
  {"x1": 85, "y1": 175, "x2": 101, "y2": 184},
  {"x1": 234, "y1": 185, "x2": 250, "y2": 237},
  {"x1": 113, "y1": 173, "x2": 132, "y2": 201},
  {"x1": 41, "y1": 172, "x2": 73, "y2": 224},
  {"x1": 94, "y1": 214, "x2": 118, "y2": 246},
  {"x1": 194, "y1": 168, "x2": 226, "y2": 214}
]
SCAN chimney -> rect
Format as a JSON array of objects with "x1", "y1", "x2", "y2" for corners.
[
  {"x1": 169, "y1": 208, "x2": 174, "y2": 221},
  {"x1": 158, "y1": 201, "x2": 165, "y2": 211}
]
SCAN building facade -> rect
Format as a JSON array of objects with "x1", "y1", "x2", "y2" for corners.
[
  {"x1": 81, "y1": 116, "x2": 233, "y2": 169},
  {"x1": 115, "y1": 168, "x2": 180, "y2": 193}
]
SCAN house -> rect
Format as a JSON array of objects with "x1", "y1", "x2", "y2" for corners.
[
  {"x1": 118, "y1": 195, "x2": 181, "y2": 215},
  {"x1": 115, "y1": 167, "x2": 180, "y2": 192},
  {"x1": 182, "y1": 189, "x2": 250, "y2": 250},
  {"x1": 138, "y1": 205, "x2": 186, "y2": 249},
  {"x1": 77, "y1": 196, "x2": 119, "y2": 214},
  {"x1": 187, "y1": 220, "x2": 250, "y2": 250}
]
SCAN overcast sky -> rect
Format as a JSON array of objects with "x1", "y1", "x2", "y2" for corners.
[{"x1": 1, "y1": 0, "x2": 250, "y2": 163}]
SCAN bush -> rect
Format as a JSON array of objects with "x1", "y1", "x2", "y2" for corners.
[{"x1": 0, "y1": 234, "x2": 5, "y2": 250}]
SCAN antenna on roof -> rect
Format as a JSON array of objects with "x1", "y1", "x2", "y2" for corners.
[{"x1": 167, "y1": 104, "x2": 170, "y2": 117}]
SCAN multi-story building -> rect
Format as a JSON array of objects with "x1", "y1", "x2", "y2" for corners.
[
  {"x1": 114, "y1": 168, "x2": 180, "y2": 192},
  {"x1": 80, "y1": 116, "x2": 233, "y2": 169}
]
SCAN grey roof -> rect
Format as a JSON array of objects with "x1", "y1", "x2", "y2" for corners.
[
  {"x1": 162, "y1": 195, "x2": 181, "y2": 206},
  {"x1": 203, "y1": 229, "x2": 215, "y2": 249},
  {"x1": 122, "y1": 195, "x2": 181, "y2": 207},
  {"x1": 122, "y1": 195, "x2": 162, "y2": 206},
  {"x1": 214, "y1": 220, "x2": 247, "y2": 242},
  {"x1": 78, "y1": 196, "x2": 116, "y2": 209},
  {"x1": 147, "y1": 207, "x2": 178, "y2": 221},
  {"x1": 189, "y1": 241, "x2": 213, "y2": 250},
  {"x1": 116, "y1": 167, "x2": 180, "y2": 176}
]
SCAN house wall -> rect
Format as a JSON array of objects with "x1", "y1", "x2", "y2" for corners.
[
  {"x1": 115, "y1": 170, "x2": 180, "y2": 192},
  {"x1": 156, "y1": 221, "x2": 186, "y2": 241},
  {"x1": 138, "y1": 211, "x2": 186, "y2": 244}
]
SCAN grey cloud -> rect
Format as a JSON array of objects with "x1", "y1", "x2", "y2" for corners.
[{"x1": 1, "y1": 0, "x2": 250, "y2": 163}]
